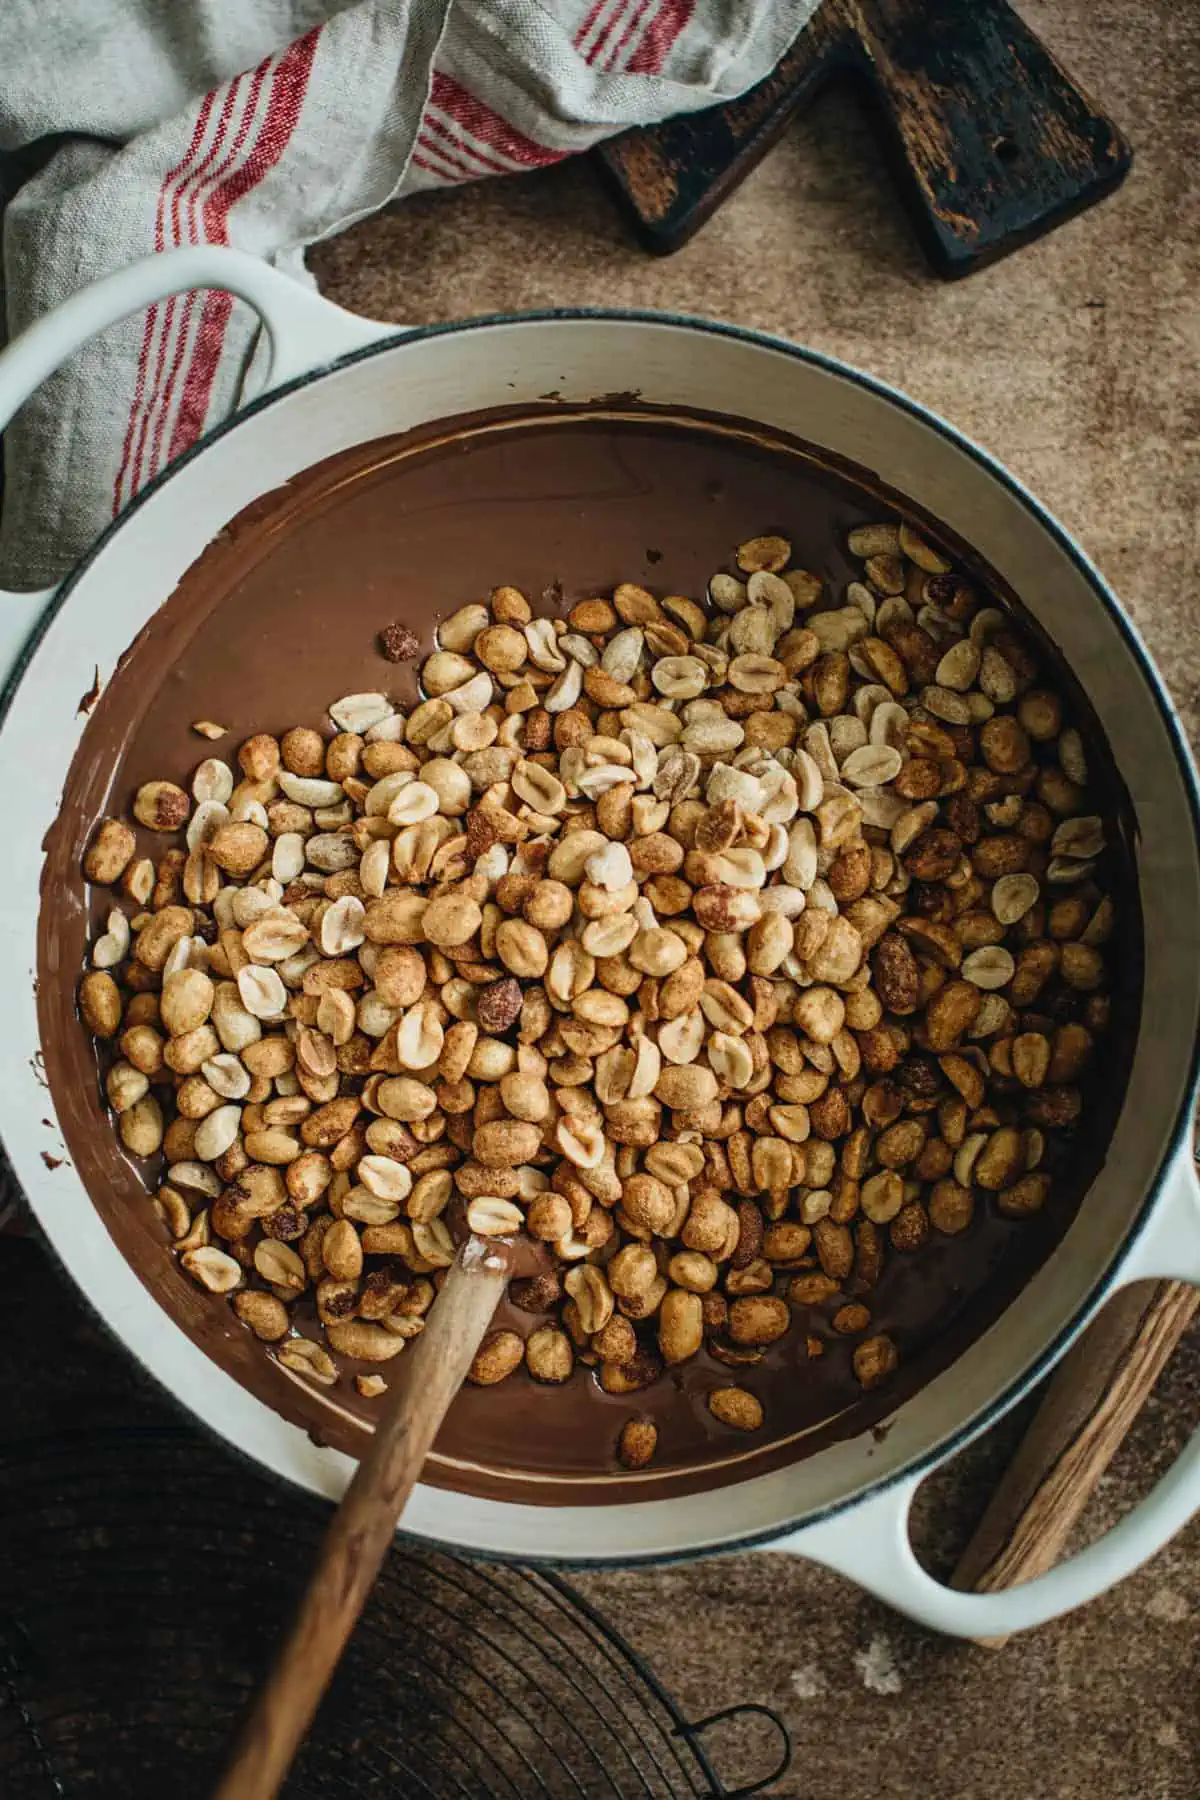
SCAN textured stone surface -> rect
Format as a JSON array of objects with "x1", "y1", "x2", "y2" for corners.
[{"x1": 311, "y1": 6, "x2": 1200, "y2": 1793}]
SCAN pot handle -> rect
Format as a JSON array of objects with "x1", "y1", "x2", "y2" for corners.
[
  {"x1": 767, "y1": 1146, "x2": 1200, "y2": 1637},
  {"x1": 0, "y1": 245, "x2": 395, "y2": 675}
]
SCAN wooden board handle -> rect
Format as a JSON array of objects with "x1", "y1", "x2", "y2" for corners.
[
  {"x1": 842, "y1": 0, "x2": 1132, "y2": 276},
  {"x1": 595, "y1": 13, "x2": 840, "y2": 251},
  {"x1": 596, "y1": 0, "x2": 1131, "y2": 271},
  {"x1": 212, "y1": 1246, "x2": 506, "y2": 1800},
  {"x1": 952, "y1": 1278, "x2": 1200, "y2": 1646}
]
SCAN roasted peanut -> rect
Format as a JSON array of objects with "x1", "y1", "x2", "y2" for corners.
[{"x1": 77, "y1": 515, "x2": 1115, "y2": 1449}]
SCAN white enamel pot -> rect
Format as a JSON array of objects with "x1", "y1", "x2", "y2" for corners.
[{"x1": 2, "y1": 247, "x2": 1199, "y2": 1640}]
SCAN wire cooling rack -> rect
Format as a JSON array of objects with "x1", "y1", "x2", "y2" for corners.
[{"x1": 0, "y1": 1428, "x2": 791, "y2": 1799}]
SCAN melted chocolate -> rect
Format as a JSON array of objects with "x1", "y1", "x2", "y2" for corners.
[{"x1": 37, "y1": 409, "x2": 1137, "y2": 1505}]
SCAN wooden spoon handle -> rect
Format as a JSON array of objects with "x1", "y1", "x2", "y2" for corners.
[
  {"x1": 212, "y1": 1242, "x2": 507, "y2": 1800},
  {"x1": 952, "y1": 1277, "x2": 1199, "y2": 1646}
]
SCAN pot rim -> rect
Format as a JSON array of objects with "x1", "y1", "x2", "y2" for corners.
[{"x1": 10, "y1": 305, "x2": 1200, "y2": 1559}]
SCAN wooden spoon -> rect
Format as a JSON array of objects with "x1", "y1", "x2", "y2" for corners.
[
  {"x1": 212, "y1": 1235, "x2": 509, "y2": 1800},
  {"x1": 952, "y1": 1276, "x2": 1199, "y2": 1645}
]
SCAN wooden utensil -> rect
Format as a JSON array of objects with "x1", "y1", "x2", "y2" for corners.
[
  {"x1": 212, "y1": 1237, "x2": 508, "y2": 1800},
  {"x1": 596, "y1": 0, "x2": 1132, "y2": 274},
  {"x1": 952, "y1": 1277, "x2": 1200, "y2": 1646}
]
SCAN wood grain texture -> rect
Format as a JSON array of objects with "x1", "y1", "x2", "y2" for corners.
[
  {"x1": 596, "y1": 0, "x2": 1132, "y2": 272},
  {"x1": 212, "y1": 1245, "x2": 507, "y2": 1800},
  {"x1": 952, "y1": 1277, "x2": 1200, "y2": 1646}
]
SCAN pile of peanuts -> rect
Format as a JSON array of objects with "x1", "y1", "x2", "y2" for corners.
[{"x1": 78, "y1": 518, "x2": 1114, "y2": 1471}]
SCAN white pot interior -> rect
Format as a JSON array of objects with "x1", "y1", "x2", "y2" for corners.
[{"x1": 4, "y1": 316, "x2": 1198, "y2": 1560}]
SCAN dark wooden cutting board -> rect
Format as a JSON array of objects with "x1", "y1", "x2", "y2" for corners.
[{"x1": 596, "y1": 0, "x2": 1131, "y2": 274}]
